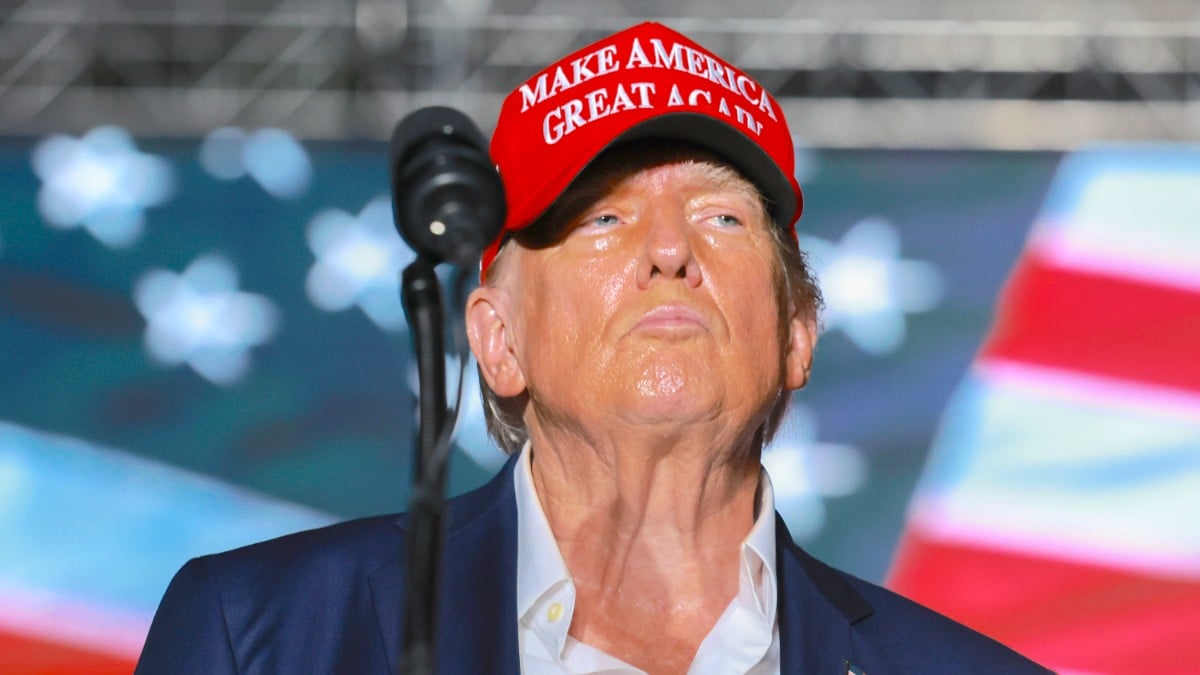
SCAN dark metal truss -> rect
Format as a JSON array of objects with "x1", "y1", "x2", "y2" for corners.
[{"x1": 1, "y1": 0, "x2": 1198, "y2": 148}]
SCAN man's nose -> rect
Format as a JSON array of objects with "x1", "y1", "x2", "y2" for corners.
[{"x1": 636, "y1": 205, "x2": 702, "y2": 289}]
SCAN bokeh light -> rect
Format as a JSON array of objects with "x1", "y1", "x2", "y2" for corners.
[
  {"x1": 305, "y1": 196, "x2": 416, "y2": 330},
  {"x1": 31, "y1": 126, "x2": 174, "y2": 248},
  {"x1": 134, "y1": 254, "x2": 280, "y2": 385}
]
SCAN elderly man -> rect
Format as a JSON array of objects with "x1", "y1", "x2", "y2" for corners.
[{"x1": 137, "y1": 22, "x2": 1048, "y2": 674}]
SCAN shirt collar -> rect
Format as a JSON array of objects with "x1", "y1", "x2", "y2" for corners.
[
  {"x1": 515, "y1": 442, "x2": 572, "y2": 619},
  {"x1": 514, "y1": 443, "x2": 577, "y2": 659},
  {"x1": 742, "y1": 468, "x2": 779, "y2": 622}
]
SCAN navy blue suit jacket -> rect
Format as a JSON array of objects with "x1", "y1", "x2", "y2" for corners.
[{"x1": 137, "y1": 456, "x2": 1049, "y2": 674}]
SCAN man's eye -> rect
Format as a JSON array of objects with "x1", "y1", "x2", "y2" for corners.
[
  {"x1": 592, "y1": 214, "x2": 620, "y2": 227},
  {"x1": 711, "y1": 214, "x2": 742, "y2": 227}
]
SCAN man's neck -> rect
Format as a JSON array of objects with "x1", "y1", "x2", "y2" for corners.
[{"x1": 524, "y1": 427, "x2": 761, "y2": 674}]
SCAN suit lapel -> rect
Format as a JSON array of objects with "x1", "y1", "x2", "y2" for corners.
[
  {"x1": 775, "y1": 514, "x2": 875, "y2": 675},
  {"x1": 435, "y1": 459, "x2": 521, "y2": 674},
  {"x1": 368, "y1": 457, "x2": 522, "y2": 675},
  {"x1": 368, "y1": 561, "x2": 404, "y2": 674}
]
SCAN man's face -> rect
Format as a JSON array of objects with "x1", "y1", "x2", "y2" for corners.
[{"x1": 469, "y1": 152, "x2": 814, "y2": 443}]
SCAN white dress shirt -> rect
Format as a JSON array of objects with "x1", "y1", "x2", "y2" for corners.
[{"x1": 514, "y1": 445, "x2": 781, "y2": 674}]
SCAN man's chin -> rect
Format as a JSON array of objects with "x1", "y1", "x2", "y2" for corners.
[{"x1": 620, "y1": 373, "x2": 724, "y2": 427}]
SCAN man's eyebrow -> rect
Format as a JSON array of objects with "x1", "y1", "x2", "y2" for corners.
[{"x1": 689, "y1": 172, "x2": 769, "y2": 220}]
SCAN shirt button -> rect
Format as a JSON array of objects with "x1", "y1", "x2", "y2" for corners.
[{"x1": 546, "y1": 602, "x2": 564, "y2": 622}]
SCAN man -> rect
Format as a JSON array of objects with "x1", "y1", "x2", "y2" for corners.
[{"x1": 137, "y1": 22, "x2": 1049, "y2": 674}]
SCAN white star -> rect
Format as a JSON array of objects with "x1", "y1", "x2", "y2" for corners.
[
  {"x1": 133, "y1": 254, "x2": 280, "y2": 385},
  {"x1": 199, "y1": 127, "x2": 313, "y2": 199},
  {"x1": 803, "y1": 217, "x2": 943, "y2": 355},
  {"x1": 31, "y1": 126, "x2": 174, "y2": 248},
  {"x1": 305, "y1": 196, "x2": 416, "y2": 330},
  {"x1": 763, "y1": 405, "x2": 867, "y2": 541}
]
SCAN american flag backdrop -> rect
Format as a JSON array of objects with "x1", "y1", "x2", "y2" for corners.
[
  {"x1": 1, "y1": 128, "x2": 1194, "y2": 673},
  {"x1": 890, "y1": 146, "x2": 1200, "y2": 674}
]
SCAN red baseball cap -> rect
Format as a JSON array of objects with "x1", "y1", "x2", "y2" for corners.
[{"x1": 483, "y1": 21, "x2": 803, "y2": 275}]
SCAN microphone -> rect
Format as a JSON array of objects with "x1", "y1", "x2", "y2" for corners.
[{"x1": 389, "y1": 106, "x2": 506, "y2": 267}]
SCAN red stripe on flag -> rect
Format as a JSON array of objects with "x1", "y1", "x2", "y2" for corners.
[
  {"x1": 888, "y1": 530, "x2": 1200, "y2": 675},
  {"x1": 980, "y1": 255, "x2": 1200, "y2": 394},
  {"x1": 0, "y1": 630, "x2": 137, "y2": 675}
]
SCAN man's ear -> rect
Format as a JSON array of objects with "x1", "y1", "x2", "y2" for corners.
[
  {"x1": 783, "y1": 314, "x2": 818, "y2": 391},
  {"x1": 465, "y1": 286, "x2": 527, "y2": 397}
]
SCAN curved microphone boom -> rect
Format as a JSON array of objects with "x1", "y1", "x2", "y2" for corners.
[{"x1": 390, "y1": 105, "x2": 506, "y2": 267}]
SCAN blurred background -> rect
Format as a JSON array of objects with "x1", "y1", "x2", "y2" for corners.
[{"x1": 1, "y1": 1, "x2": 1198, "y2": 673}]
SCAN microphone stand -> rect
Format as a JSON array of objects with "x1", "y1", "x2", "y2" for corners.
[
  {"x1": 389, "y1": 104, "x2": 505, "y2": 675},
  {"x1": 399, "y1": 257, "x2": 449, "y2": 675}
]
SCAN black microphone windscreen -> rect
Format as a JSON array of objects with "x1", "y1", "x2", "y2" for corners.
[{"x1": 388, "y1": 106, "x2": 505, "y2": 267}]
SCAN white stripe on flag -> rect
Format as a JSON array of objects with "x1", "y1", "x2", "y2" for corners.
[
  {"x1": 1030, "y1": 146, "x2": 1200, "y2": 290},
  {"x1": 910, "y1": 370, "x2": 1200, "y2": 580}
]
